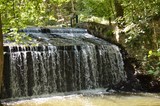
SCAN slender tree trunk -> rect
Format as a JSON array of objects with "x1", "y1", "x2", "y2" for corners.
[
  {"x1": 70, "y1": 0, "x2": 77, "y2": 27},
  {"x1": 0, "y1": 14, "x2": 3, "y2": 94},
  {"x1": 114, "y1": 0, "x2": 124, "y2": 43},
  {"x1": 114, "y1": 0, "x2": 124, "y2": 17},
  {"x1": 71, "y1": 0, "x2": 75, "y2": 13},
  {"x1": 108, "y1": 0, "x2": 115, "y2": 18}
]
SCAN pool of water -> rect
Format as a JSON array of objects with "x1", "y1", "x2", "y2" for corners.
[{"x1": 1, "y1": 89, "x2": 160, "y2": 106}]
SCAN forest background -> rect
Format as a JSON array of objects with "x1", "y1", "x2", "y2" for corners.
[{"x1": 0, "y1": 0, "x2": 160, "y2": 86}]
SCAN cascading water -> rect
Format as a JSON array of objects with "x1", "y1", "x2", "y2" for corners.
[{"x1": 1, "y1": 27, "x2": 126, "y2": 99}]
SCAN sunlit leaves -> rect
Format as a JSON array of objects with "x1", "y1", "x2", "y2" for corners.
[
  {"x1": 51, "y1": 0, "x2": 70, "y2": 6},
  {"x1": 144, "y1": 49, "x2": 160, "y2": 78},
  {"x1": 77, "y1": 0, "x2": 115, "y2": 20},
  {"x1": 4, "y1": 28, "x2": 35, "y2": 45}
]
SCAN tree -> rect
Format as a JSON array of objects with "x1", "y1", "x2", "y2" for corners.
[
  {"x1": 114, "y1": 0, "x2": 124, "y2": 17},
  {"x1": 0, "y1": 13, "x2": 3, "y2": 94}
]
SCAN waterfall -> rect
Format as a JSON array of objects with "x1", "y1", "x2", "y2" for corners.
[{"x1": 1, "y1": 28, "x2": 127, "y2": 99}]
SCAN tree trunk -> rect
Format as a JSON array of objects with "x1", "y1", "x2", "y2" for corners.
[
  {"x1": 0, "y1": 14, "x2": 4, "y2": 94},
  {"x1": 114, "y1": 0, "x2": 124, "y2": 17},
  {"x1": 113, "y1": 0, "x2": 124, "y2": 43},
  {"x1": 71, "y1": 0, "x2": 75, "y2": 13}
]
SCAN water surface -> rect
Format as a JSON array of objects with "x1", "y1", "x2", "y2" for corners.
[{"x1": 2, "y1": 91, "x2": 160, "y2": 106}]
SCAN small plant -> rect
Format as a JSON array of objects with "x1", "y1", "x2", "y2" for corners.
[
  {"x1": 4, "y1": 28, "x2": 38, "y2": 46},
  {"x1": 145, "y1": 50, "x2": 160, "y2": 79}
]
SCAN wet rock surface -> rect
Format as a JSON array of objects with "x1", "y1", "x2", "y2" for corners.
[
  {"x1": 1, "y1": 28, "x2": 127, "y2": 99},
  {"x1": 106, "y1": 55, "x2": 160, "y2": 93}
]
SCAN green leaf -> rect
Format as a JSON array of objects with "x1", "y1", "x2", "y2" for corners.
[{"x1": 147, "y1": 70, "x2": 155, "y2": 75}]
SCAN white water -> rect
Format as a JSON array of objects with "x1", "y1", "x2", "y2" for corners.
[
  {"x1": 2, "y1": 28, "x2": 126, "y2": 99},
  {"x1": 3, "y1": 44, "x2": 126, "y2": 99}
]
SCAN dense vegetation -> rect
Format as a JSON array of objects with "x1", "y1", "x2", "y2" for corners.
[{"x1": 0, "y1": 0, "x2": 160, "y2": 84}]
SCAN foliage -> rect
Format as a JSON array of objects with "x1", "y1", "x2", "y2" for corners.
[
  {"x1": 0, "y1": 0, "x2": 72, "y2": 44},
  {"x1": 115, "y1": 0, "x2": 160, "y2": 78},
  {"x1": 144, "y1": 50, "x2": 160, "y2": 79},
  {"x1": 3, "y1": 28, "x2": 35, "y2": 45},
  {"x1": 77, "y1": 0, "x2": 115, "y2": 21},
  {"x1": 0, "y1": 0, "x2": 160, "y2": 78},
  {"x1": 0, "y1": 0, "x2": 71, "y2": 30}
]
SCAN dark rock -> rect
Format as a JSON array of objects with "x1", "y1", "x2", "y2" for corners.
[
  {"x1": 136, "y1": 74, "x2": 160, "y2": 92},
  {"x1": 107, "y1": 74, "x2": 160, "y2": 93}
]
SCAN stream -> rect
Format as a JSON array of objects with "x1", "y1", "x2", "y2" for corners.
[{"x1": 1, "y1": 89, "x2": 160, "y2": 106}]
